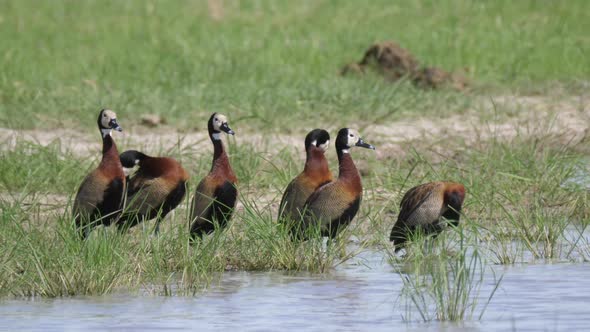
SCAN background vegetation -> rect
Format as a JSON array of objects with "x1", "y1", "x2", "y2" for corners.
[{"x1": 0, "y1": 0, "x2": 588, "y2": 130}]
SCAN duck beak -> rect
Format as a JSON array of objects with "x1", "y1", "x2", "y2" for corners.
[
  {"x1": 220, "y1": 122, "x2": 235, "y2": 135},
  {"x1": 109, "y1": 119, "x2": 123, "y2": 132},
  {"x1": 356, "y1": 138, "x2": 375, "y2": 150}
]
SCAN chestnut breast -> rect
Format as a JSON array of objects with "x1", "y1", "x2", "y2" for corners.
[{"x1": 282, "y1": 146, "x2": 333, "y2": 218}]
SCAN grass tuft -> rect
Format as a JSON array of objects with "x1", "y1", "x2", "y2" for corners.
[{"x1": 395, "y1": 226, "x2": 502, "y2": 322}]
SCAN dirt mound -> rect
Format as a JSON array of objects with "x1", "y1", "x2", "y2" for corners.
[
  {"x1": 341, "y1": 41, "x2": 468, "y2": 91},
  {"x1": 412, "y1": 66, "x2": 469, "y2": 91},
  {"x1": 140, "y1": 114, "x2": 167, "y2": 127},
  {"x1": 357, "y1": 41, "x2": 419, "y2": 81}
]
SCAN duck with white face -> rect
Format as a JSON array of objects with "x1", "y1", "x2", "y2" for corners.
[
  {"x1": 297, "y1": 128, "x2": 375, "y2": 240},
  {"x1": 338, "y1": 128, "x2": 375, "y2": 154},
  {"x1": 279, "y1": 129, "x2": 334, "y2": 230},
  {"x1": 98, "y1": 109, "x2": 122, "y2": 138},
  {"x1": 73, "y1": 109, "x2": 125, "y2": 239},
  {"x1": 209, "y1": 113, "x2": 235, "y2": 140},
  {"x1": 190, "y1": 113, "x2": 238, "y2": 240}
]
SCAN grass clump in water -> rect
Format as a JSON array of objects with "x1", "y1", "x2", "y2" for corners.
[{"x1": 395, "y1": 227, "x2": 502, "y2": 322}]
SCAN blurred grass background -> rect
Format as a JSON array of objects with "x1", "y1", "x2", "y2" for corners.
[{"x1": 0, "y1": 0, "x2": 588, "y2": 130}]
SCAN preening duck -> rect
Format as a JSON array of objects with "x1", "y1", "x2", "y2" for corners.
[
  {"x1": 117, "y1": 150, "x2": 189, "y2": 235},
  {"x1": 389, "y1": 181, "x2": 466, "y2": 252}
]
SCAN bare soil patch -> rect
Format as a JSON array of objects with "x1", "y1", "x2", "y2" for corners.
[
  {"x1": 372, "y1": 94, "x2": 589, "y2": 159},
  {"x1": 1, "y1": 95, "x2": 588, "y2": 160}
]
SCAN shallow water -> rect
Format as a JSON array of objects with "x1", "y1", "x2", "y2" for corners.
[{"x1": 1, "y1": 249, "x2": 590, "y2": 331}]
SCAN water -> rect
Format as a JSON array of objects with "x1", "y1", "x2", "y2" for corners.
[{"x1": 1, "y1": 249, "x2": 590, "y2": 332}]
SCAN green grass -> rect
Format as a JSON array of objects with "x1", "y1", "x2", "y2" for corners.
[
  {"x1": 394, "y1": 226, "x2": 502, "y2": 322},
  {"x1": 1, "y1": 127, "x2": 588, "y2": 299},
  {"x1": 0, "y1": 140, "x2": 91, "y2": 193},
  {"x1": 0, "y1": 185, "x2": 357, "y2": 297},
  {"x1": 0, "y1": 0, "x2": 589, "y2": 130}
]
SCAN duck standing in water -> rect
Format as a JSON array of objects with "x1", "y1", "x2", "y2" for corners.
[{"x1": 389, "y1": 181, "x2": 466, "y2": 252}]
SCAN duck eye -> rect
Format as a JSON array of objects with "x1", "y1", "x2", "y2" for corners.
[
  {"x1": 214, "y1": 118, "x2": 218, "y2": 121},
  {"x1": 349, "y1": 134, "x2": 353, "y2": 137}
]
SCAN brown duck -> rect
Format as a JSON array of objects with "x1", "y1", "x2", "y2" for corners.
[
  {"x1": 117, "y1": 150, "x2": 189, "y2": 235},
  {"x1": 390, "y1": 181, "x2": 466, "y2": 252},
  {"x1": 73, "y1": 109, "x2": 125, "y2": 239},
  {"x1": 299, "y1": 128, "x2": 375, "y2": 239},
  {"x1": 190, "y1": 113, "x2": 238, "y2": 240},
  {"x1": 279, "y1": 129, "x2": 333, "y2": 228}
]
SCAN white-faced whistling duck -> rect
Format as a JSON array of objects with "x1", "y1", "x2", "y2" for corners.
[
  {"x1": 116, "y1": 150, "x2": 189, "y2": 235},
  {"x1": 279, "y1": 129, "x2": 333, "y2": 228},
  {"x1": 189, "y1": 113, "x2": 238, "y2": 240},
  {"x1": 298, "y1": 128, "x2": 375, "y2": 239},
  {"x1": 73, "y1": 109, "x2": 125, "y2": 239},
  {"x1": 389, "y1": 181, "x2": 466, "y2": 252}
]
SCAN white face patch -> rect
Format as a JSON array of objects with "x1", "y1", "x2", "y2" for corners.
[
  {"x1": 346, "y1": 129, "x2": 360, "y2": 147},
  {"x1": 310, "y1": 140, "x2": 317, "y2": 147},
  {"x1": 100, "y1": 109, "x2": 117, "y2": 128},
  {"x1": 212, "y1": 133, "x2": 221, "y2": 140},
  {"x1": 318, "y1": 139, "x2": 329, "y2": 152},
  {"x1": 212, "y1": 113, "x2": 229, "y2": 132}
]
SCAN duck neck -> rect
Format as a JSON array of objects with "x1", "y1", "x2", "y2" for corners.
[
  {"x1": 337, "y1": 148, "x2": 361, "y2": 188},
  {"x1": 100, "y1": 133, "x2": 121, "y2": 171},
  {"x1": 304, "y1": 147, "x2": 330, "y2": 179},
  {"x1": 210, "y1": 133, "x2": 232, "y2": 175}
]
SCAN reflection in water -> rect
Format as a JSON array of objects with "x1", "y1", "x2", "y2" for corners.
[{"x1": 1, "y1": 249, "x2": 590, "y2": 331}]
